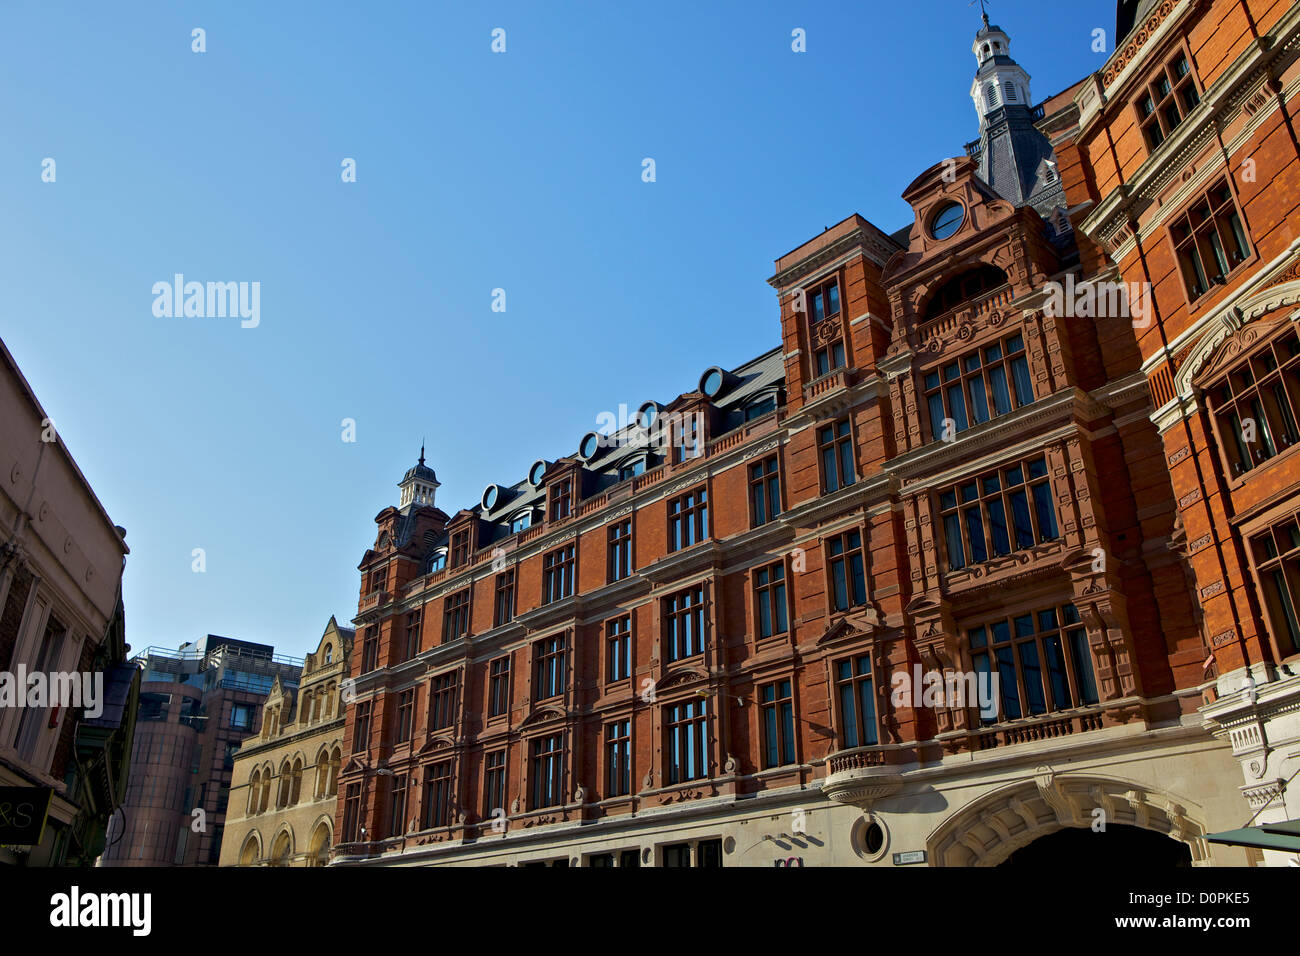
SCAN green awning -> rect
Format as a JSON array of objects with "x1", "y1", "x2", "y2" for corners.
[{"x1": 1206, "y1": 820, "x2": 1300, "y2": 852}]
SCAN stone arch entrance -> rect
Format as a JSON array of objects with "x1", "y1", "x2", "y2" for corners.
[
  {"x1": 998, "y1": 823, "x2": 1193, "y2": 866},
  {"x1": 926, "y1": 771, "x2": 1209, "y2": 866}
]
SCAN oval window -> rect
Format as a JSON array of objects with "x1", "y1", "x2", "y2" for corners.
[
  {"x1": 579, "y1": 433, "x2": 601, "y2": 460},
  {"x1": 638, "y1": 403, "x2": 658, "y2": 429},
  {"x1": 482, "y1": 485, "x2": 499, "y2": 510},
  {"x1": 528, "y1": 460, "x2": 547, "y2": 486},
  {"x1": 702, "y1": 368, "x2": 724, "y2": 397},
  {"x1": 931, "y1": 202, "x2": 965, "y2": 240}
]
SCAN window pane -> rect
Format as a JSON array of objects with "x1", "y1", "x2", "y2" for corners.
[
  {"x1": 945, "y1": 513, "x2": 965, "y2": 569},
  {"x1": 969, "y1": 376, "x2": 990, "y2": 424},
  {"x1": 1068, "y1": 628, "x2": 1099, "y2": 705},
  {"x1": 988, "y1": 499, "x2": 1010, "y2": 555},
  {"x1": 840, "y1": 683, "x2": 859, "y2": 748},
  {"x1": 988, "y1": 365, "x2": 1012, "y2": 415},
  {"x1": 1033, "y1": 482, "x2": 1059, "y2": 540},
  {"x1": 964, "y1": 508, "x2": 987, "y2": 563},
  {"x1": 997, "y1": 647, "x2": 1021, "y2": 719},
  {"x1": 1018, "y1": 641, "x2": 1046, "y2": 715}
]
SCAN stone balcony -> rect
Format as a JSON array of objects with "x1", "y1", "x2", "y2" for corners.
[{"x1": 821, "y1": 746, "x2": 904, "y2": 806}]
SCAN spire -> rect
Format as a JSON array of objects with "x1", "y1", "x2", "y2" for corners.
[{"x1": 418, "y1": 439, "x2": 425, "y2": 467}]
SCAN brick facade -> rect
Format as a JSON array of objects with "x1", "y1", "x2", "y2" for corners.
[{"x1": 334, "y1": 0, "x2": 1298, "y2": 867}]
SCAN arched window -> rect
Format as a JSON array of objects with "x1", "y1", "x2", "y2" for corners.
[
  {"x1": 239, "y1": 833, "x2": 261, "y2": 866},
  {"x1": 329, "y1": 748, "x2": 341, "y2": 797},
  {"x1": 278, "y1": 760, "x2": 292, "y2": 808},
  {"x1": 270, "y1": 831, "x2": 292, "y2": 867},
  {"x1": 308, "y1": 821, "x2": 332, "y2": 867},
  {"x1": 290, "y1": 758, "x2": 304, "y2": 805},
  {"x1": 1004, "y1": 82, "x2": 1018, "y2": 103},
  {"x1": 248, "y1": 770, "x2": 261, "y2": 815},
  {"x1": 316, "y1": 750, "x2": 330, "y2": 798},
  {"x1": 987, "y1": 83, "x2": 999, "y2": 109},
  {"x1": 324, "y1": 643, "x2": 333, "y2": 665},
  {"x1": 922, "y1": 265, "x2": 1010, "y2": 321},
  {"x1": 259, "y1": 767, "x2": 272, "y2": 813}
]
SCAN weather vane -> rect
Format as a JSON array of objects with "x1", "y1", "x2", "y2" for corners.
[{"x1": 970, "y1": 0, "x2": 991, "y2": 24}]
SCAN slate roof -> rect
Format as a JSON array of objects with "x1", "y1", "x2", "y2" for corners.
[{"x1": 412, "y1": 346, "x2": 786, "y2": 567}]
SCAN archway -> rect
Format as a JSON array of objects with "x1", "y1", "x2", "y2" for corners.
[
  {"x1": 269, "y1": 830, "x2": 293, "y2": 867},
  {"x1": 238, "y1": 833, "x2": 262, "y2": 867},
  {"x1": 998, "y1": 823, "x2": 1192, "y2": 866},
  {"x1": 926, "y1": 772, "x2": 1208, "y2": 866},
  {"x1": 307, "y1": 820, "x2": 332, "y2": 867}
]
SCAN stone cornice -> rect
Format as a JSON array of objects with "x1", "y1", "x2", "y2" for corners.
[
  {"x1": 767, "y1": 225, "x2": 903, "y2": 291},
  {"x1": 885, "y1": 390, "x2": 1100, "y2": 488}
]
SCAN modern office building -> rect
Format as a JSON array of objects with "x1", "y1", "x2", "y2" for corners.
[
  {"x1": 334, "y1": 0, "x2": 1299, "y2": 867},
  {"x1": 0, "y1": 336, "x2": 139, "y2": 867},
  {"x1": 220, "y1": 617, "x2": 352, "y2": 866},
  {"x1": 100, "y1": 635, "x2": 302, "y2": 866}
]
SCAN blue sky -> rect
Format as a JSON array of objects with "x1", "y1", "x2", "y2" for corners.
[{"x1": 0, "y1": 0, "x2": 1116, "y2": 659}]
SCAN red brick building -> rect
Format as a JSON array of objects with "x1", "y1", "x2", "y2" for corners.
[
  {"x1": 334, "y1": 0, "x2": 1298, "y2": 867},
  {"x1": 1063, "y1": 0, "x2": 1300, "y2": 862}
]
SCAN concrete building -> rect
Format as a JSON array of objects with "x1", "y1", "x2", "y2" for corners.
[
  {"x1": 219, "y1": 617, "x2": 353, "y2": 866},
  {"x1": 100, "y1": 635, "x2": 302, "y2": 866},
  {"x1": 333, "y1": 1, "x2": 1298, "y2": 867},
  {"x1": 0, "y1": 336, "x2": 138, "y2": 867}
]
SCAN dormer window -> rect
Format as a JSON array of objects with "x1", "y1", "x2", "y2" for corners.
[
  {"x1": 745, "y1": 396, "x2": 777, "y2": 421},
  {"x1": 324, "y1": 644, "x2": 333, "y2": 665},
  {"x1": 450, "y1": 529, "x2": 471, "y2": 568},
  {"x1": 549, "y1": 478, "x2": 573, "y2": 521},
  {"x1": 618, "y1": 458, "x2": 646, "y2": 481},
  {"x1": 510, "y1": 511, "x2": 532, "y2": 534},
  {"x1": 428, "y1": 549, "x2": 448, "y2": 573}
]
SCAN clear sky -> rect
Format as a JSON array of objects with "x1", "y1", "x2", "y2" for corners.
[{"x1": 0, "y1": 0, "x2": 1116, "y2": 659}]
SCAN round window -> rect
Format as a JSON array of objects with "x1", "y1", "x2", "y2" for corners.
[
  {"x1": 701, "y1": 368, "x2": 724, "y2": 397},
  {"x1": 863, "y1": 821, "x2": 885, "y2": 854},
  {"x1": 931, "y1": 202, "x2": 965, "y2": 240},
  {"x1": 638, "y1": 403, "x2": 658, "y2": 429},
  {"x1": 528, "y1": 460, "x2": 547, "y2": 486},
  {"x1": 481, "y1": 485, "x2": 499, "y2": 510},
  {"x1": 579, "y1": 432, "x2": 601, "y2": 460}
]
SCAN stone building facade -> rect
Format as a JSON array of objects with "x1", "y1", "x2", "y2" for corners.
[
  {"x1": 219, "y1": 618, "x2": 352, "y2": 866},
  {"x1": 0, "y1": 336, "x2": 138, "y2": 867},
  {"x1": 100, "y1": 635, "x2": 303, "y2": 866},
  {"x1": 333, "y1": 1, "x2": 1297, "y2": 867}
]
